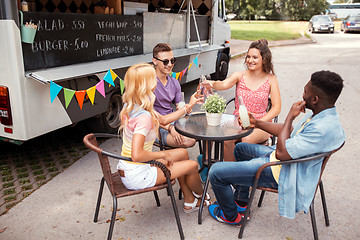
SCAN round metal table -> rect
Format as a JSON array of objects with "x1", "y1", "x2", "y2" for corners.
[{"x1": 174, "y1": 112, "x2": 253, "y2": 224}]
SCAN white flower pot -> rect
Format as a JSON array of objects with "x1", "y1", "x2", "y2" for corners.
[{"x1": 206, "y1": 112, "x2": 222, "y2": 126}]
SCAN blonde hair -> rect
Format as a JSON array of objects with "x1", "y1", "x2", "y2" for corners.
[{"x1": 119, "y1": 63, "x2": 159, "y2": 133}]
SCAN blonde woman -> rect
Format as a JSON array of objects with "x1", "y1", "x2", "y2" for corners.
[{"x1": 118, "y1": 63, "x2": 210, "y2": 213}]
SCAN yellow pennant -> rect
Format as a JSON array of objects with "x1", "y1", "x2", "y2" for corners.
[{"x1": 86, "y1": 86, "x2": 96, "y2": 105}]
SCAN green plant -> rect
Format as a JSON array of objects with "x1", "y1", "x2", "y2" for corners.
[{"x1": 201, "y1": 93, "x2": 226, "y2": 113}]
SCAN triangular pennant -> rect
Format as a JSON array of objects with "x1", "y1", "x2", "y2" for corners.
[
  {"x1": 182, "y1": 68, "x2": 188, "y2": 75},
  {"x1": 193, "y1": 56, "x2": 199, "y2": 67},
  {"x1": 86, "y1": 86, "x2": 96, "y2": 105},
  {"x1": 103, "y1": 70, "x2": 115, "y2": 86},
  {"x1": 96, "y1": 80, "x2": 106, "y2": 98},
  {"x1": 171, "y1": 72, "x2": 176, "y2": 78},
  {"x1": 50, "y1": 81, "x2": 63, "y2": 103},
  {"x1": 119, "y1": 78, "x2": 125, "y2": 94},
  {"x1": 110, "y1": 69, "x2": 118, "y2": 81},
  {"x1": 188, "y1": 62, "x2": 193, "y2": 70},
  {"x1": 75, "y1": 90, "x2": 86, "y2": 110},
  {"x1": 175, "y1": 72, "x2": 180, "y2": 80},
  {"x1": 63, "y1": 88, "x2": 75, "y2": 109},
  {"x1": 179, "y1": 71, "x2": 183, "y2": 82}
]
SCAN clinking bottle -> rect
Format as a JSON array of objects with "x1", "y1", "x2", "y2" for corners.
[{"x1": 238, "y1": 95, "x2": 250, "y2": 128}]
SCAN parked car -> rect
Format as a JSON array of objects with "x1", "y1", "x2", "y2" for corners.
[
  {"x1": 308, "y1": 15, "x2": 335, "y2": 33},
  {"x1": 341, "y1": 15, "x2": 360, "y2": 33},
  {"x1": 327, "y1": 12, "x2": 337, "y2": 20}
]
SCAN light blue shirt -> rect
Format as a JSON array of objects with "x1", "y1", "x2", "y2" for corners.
[{"x1": 278, "y1": 107, "x2": 345, "y2": 219}]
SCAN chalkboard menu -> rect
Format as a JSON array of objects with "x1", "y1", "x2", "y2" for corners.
[{"x1": 21, "y1": 12, "x2": 143, "y2": 71}]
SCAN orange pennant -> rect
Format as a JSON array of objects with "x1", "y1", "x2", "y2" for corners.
[{"x1": 75, "y1": 90, "x2": 86, "y2": 110}]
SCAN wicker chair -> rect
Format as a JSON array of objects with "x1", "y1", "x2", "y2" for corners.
[
  {"x1": 83, "y1": 133, "x2": 184, "y2": 240},
  {"x1": 238, "y1": 142, "x2": 345, "y2": 240}
]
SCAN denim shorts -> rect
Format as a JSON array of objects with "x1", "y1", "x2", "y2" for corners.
[{"x1": 155, "y1": 127, "x2": 170, "y2": 146}]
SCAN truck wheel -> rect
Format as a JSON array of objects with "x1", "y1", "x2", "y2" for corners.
[
  {"x1": 211, "y1": 53, "x2": 229, "y2": 80},
  {"x1": 86, "y1": 93, "x2": 122, "y2": 133}
]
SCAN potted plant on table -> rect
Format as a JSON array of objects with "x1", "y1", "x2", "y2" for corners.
[{"x1": 201, "y1": 93, "x2": 226, "y2": 126}]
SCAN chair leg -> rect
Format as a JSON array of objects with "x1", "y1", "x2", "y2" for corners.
[
  {"x1": 309, "y1": 200, "x2": 319, "y2": 240},
  {"x1": 319, "y1": 181, "x2": 330, "y2": 226},
  {"x1": 239, "y1": 180, "x2": 258, "y2": 239},
  {"x1": 257, "y1": 190, "x2": 266, "y2": 207},
  {"x1": 107, "y1": 196, "x2": 118, "y2": 240},
  {"x1": 178, "y1": 188, "x2": 183, "y2": 200},
  {"x1": 94, "y1": 177, "x2": 105, "y2": 222},
  {"x1": 153, "y1": 191, "x2": 161, "y2": 207},
  {"x1": 167, "y1": 178, "x2": 185, "y2": 240}
]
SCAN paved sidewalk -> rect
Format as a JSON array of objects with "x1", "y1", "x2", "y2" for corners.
[{"x1": 3, "y1": 36, "x2": 357, "y2": 240}]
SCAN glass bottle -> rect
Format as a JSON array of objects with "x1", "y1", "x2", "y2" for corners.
[
  {"x1": 21, "y1": 0, "x2": 29, "y2": 11},
  {"x1": 238, "y1": 95, "x2": 250, "y2": 128}
]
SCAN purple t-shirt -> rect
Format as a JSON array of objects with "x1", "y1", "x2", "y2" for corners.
[{"x1": 153, "y1": 75, "x2": 182, "y2": 115}]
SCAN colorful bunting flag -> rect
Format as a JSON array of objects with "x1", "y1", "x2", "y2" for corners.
[
  {"x1": 193, "y1": 56, "x2": 199, "y2": 67},
  {"x1": 64, "y1": 88, "x2": 75, "y2": 108},
  {"x1": 96, "y1": 80, "x2": 106, "y2": 98},
  {"x1": 75, "y1": 90, "x2": 86, "y2": 110},
  {"x1": 86, "y1": 86, "x2": 96, "y2": 105},
  {"x1": 119, "y1": 78, "x2": 125, "y2": 94},
  {"x1": 49, "y1": 57, "x2": 201, "y2": 109},
  {"x1": 50, "y1": 81, "x2": 63, "y2": 103},
  {"x1": 103, "y1": 69, "x2": 115, "y2": 86}
]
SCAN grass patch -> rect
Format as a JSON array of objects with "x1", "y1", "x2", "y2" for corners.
[
  {"x1": 229, "y1": 21, "x2": 308, "y2": 41},
  {"x1": 5, "y1": 195, "x2": 17, "y2": 202},
  {"x1": 3, "y1": 182, "x2": 14, "y2": 188},
  {"x1": 4, "y1": 188, "x2": 16, "y2": 195},
  {"x1": 22, "y1": 184, "x2": 33, "y2": 191}
]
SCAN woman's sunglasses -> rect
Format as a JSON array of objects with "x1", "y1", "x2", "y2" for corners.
[{"x1": 154, "y1": 57, "x2": 176, "y2": 66}]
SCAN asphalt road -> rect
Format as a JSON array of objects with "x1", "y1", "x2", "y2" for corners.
[{"x1": 1, "y1": 32, "x2": 360, "y2": 239}]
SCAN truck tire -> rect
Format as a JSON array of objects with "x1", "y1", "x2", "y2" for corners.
[
  {"x1": 86, "y1": 93, "x2": 122, "y2": 133},
  {"x1": 211, "y1": 53, "x2": 229, "y2": 80}
]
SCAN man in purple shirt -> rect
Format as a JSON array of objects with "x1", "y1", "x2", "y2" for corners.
[{"x1": 152, "y1": 43, "x2": 196, "y2": 148}]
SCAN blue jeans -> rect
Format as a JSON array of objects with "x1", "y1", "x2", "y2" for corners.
[{"x1": 209, "y1": 142, "x2": 278, "y2": 221}]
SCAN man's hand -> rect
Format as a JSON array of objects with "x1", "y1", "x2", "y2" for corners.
[
  {"x1": 288, "y1": 101, "x2": 306, "y2": 120},
  {"x1": 189, "y1": 89, "x2": 204, "y2": 107},
  {"x1": 170, "y1": 128, "x2": 185, "y2": 146},
  {"x1": 238, "y1": 112, "x2": 256, "y2": 129}
]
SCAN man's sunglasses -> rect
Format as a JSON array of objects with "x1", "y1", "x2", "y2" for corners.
[{"x1": 154, "y1": 57, "x2": 176, "y2": 65}]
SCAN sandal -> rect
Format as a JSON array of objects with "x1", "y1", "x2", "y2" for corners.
[
  {"x1": 184, "y1": 198, "x2": 211, "y2": 213},
  {"x1": 192, "y1": 191, "x2": 211, "y2": 201}
]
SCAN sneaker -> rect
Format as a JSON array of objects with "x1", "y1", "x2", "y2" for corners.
[
  {"x1": 197, "y1": 154, "x2": 208, "y2": 183},
  {"x1": 235, "y1": 201, "x2": 247, "y2": 213},
  {"x1": 208, "y1": 204, "x2": 244, "y2": 226},
  {"x1": 213, "y1": 200, "x2": 248, "y2": 214}
]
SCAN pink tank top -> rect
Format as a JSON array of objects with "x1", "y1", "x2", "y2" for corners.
[{"x1": 234, "y1": 74, "x2": 270, "y2": 119}]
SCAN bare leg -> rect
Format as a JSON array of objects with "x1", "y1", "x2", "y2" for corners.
[
  {"x1": 155, "y1": 149, "x2": 204, "y2": 204},
  {"x1": 224, "y1": 140, "x2": 236, "y2": 162},
  {"x1": 166, "y1": 133, "x2": 196, "y2": 148},
  {"x1": 242, "y1": 128, "x2": 270, "y2": 144}
]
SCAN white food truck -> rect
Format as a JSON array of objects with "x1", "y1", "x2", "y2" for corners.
[{"x1": 0, "y1": 0, "x2": 231, "y2": 144}]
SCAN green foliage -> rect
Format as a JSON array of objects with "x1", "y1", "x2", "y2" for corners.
[
  {"x1": 229, "y1": 21, "x2": 304, "y2": 41},
  {"x1": 227, "y1": 0, "x2": 329, "y2": 21},
  {"x1": 201, "y1": 93, "x2": 226, "y2": 113}
]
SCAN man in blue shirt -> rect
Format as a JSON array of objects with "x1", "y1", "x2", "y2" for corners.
[{"x1": 208, "y1": 70, "x2": 345, "y2": 225}]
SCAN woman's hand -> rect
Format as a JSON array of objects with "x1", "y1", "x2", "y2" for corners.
[
  {"x1": 201, "y1": 79, "x2": 213, "y2": 96},
  {"x1": 161, "y1": 152, "x2": 173, "y2": 167}
]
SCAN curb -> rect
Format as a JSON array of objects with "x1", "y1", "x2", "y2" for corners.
[{"x1": 231, "y1": 35, "x2": 317, "y2": 59}]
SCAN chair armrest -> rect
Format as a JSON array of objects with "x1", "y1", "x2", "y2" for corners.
[
  {"x1": 226, "y1": 97, "x2": 235, "y2": 109},
  {"x1": 254, "y1": 151, "x2": 332, "y2": 179}
]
